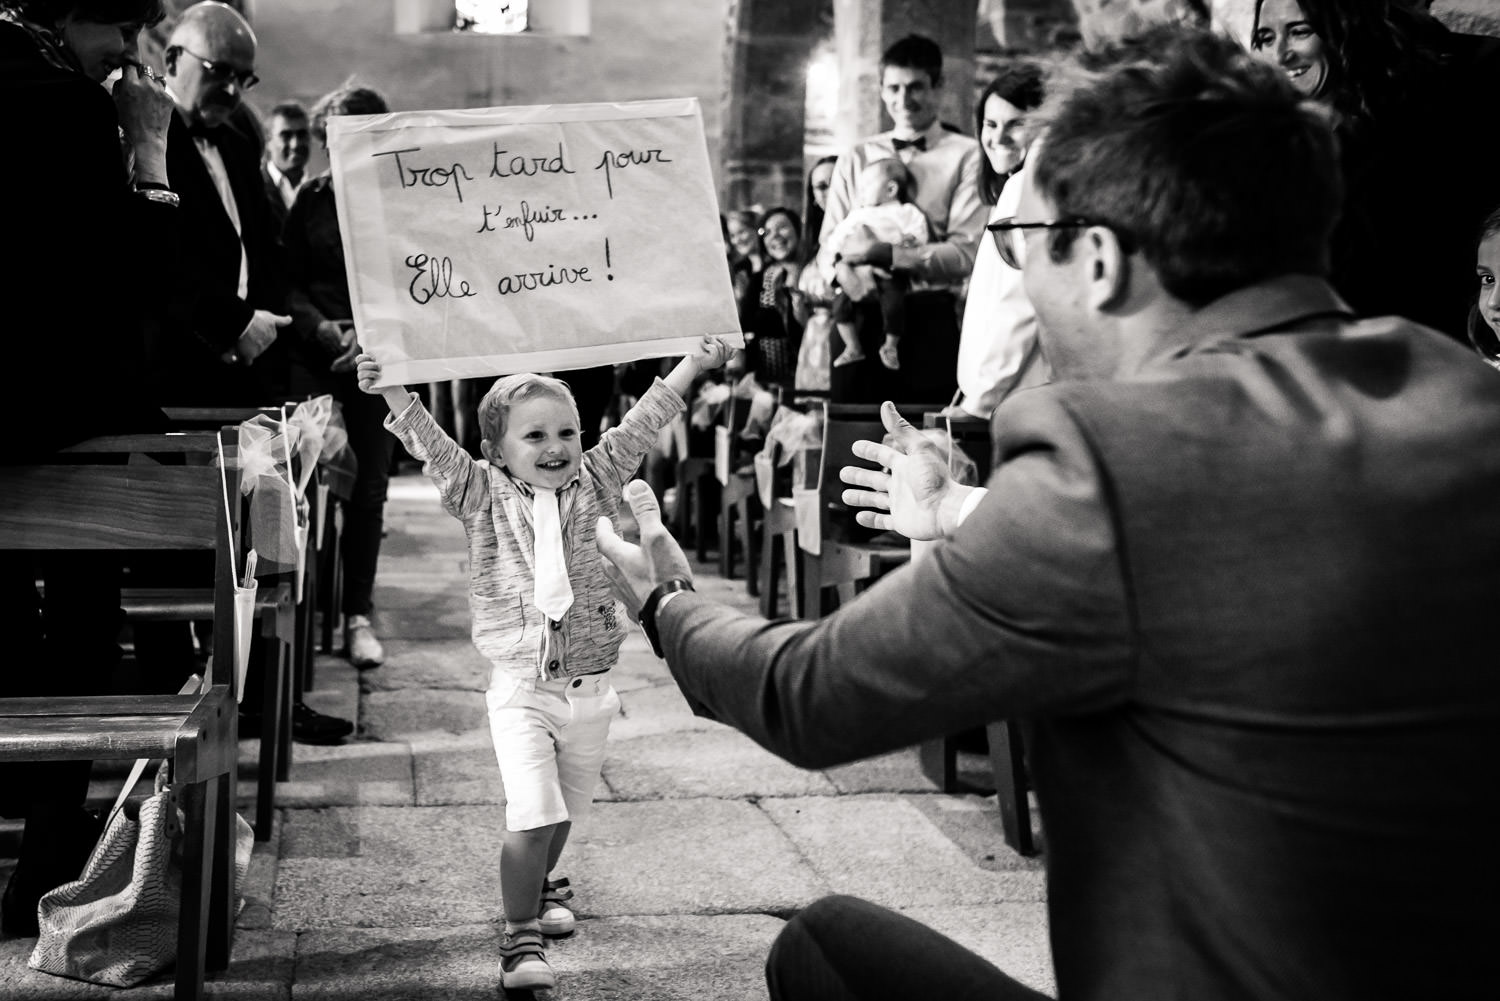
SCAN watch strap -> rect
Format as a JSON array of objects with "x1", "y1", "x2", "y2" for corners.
[{"x1": 639, "y1": 578, "x2": 693, "y2": 659}]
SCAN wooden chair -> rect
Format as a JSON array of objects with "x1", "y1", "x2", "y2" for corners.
[
  {"x1": 794, "y1": 402, "x2": 930, "y2": 618},
  {"x1": 754, "y1": 438, "x2": 806, "y2": 619},
  {"x1": 715, "y1": 390, "x2": 763, "y2": 590},
  {"x1": 671, "y1": 415, "x2": 717, "y2": 562},
  {"x1": 0, "y1": 430, "x2": 242, "y2": 999}
]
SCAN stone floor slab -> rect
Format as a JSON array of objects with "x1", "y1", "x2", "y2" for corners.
[
  {"x1": 607, "y1": 684, "x2": 720, "y2": 741},
  {"x1": 359, "y1": 639, "x2": 490, "y2": 693},
  {"x1": 292, "y1": 924, "x2": 497, "y2": 1001},
  {"x1": 822, "y1": 747, "x2": 944, "y2": 794},
  {"x1": 270, "y1": 740, "x2": 415, "y2": 807},
  {"x1": 275, "y1": 805, "x2": 508, "y2": 930},
  {"x1": 409, "y1": 731, "x2": 504, "y2": 806},
  {"x1": 603, "y1": 727, "x2": 837, "y2": 800},
  {"x1": 361, "y1": 689, "x2": 487, "y2": 741},
  {"x1": 564, "y1": 799, "x2": 826, "y2": 917},
  {"x1": 760, "y1": 795, "x2": 1047, "y2": 909},
  {"x1": 0, "y1": 929, "x2": 295, "y2": 1000}
]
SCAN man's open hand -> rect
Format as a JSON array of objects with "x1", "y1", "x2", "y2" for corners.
[
  {"x1": 596, "y1": 480, "x2": 694, "y2": 620},
  {"x1": 839, "y1": 402, "x2": 967, "y2": 542}
]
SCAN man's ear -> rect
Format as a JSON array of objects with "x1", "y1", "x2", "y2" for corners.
[{"x1": 1083, "y1": 226, "x2": 1130, "y2": 311}]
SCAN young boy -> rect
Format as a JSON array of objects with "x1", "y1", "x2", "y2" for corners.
[
  {"x1": 356, "y1": 337, "x2": 731, "y2": 991},
  {"x1": 818, "y1": 157, "x2": 931, "y2": 370}
]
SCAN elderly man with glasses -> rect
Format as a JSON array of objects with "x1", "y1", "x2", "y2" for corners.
[{"x1": 149, "y1": 0, "x2": 290, "y2": 408}]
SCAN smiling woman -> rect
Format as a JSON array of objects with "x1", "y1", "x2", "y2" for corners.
[{"x1": 1246, "y1": 0, "x2": 1500, "y2": 342}]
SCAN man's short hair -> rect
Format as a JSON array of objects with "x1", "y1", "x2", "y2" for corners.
[
  {"x1": 310, "y1": 83, "x2": 389, "y2": 144},
  {"x1": 476, "y1": 374, "x2": 580, "y2": 445},
  {"x1": 880, "y1": 34, "x2": 942, "y2": 86},
  {"x1": 268, "y1": 100, "x2": 308, "y2": 124},
  {"x1": 1030, "y1": 27, "x2": 1342, "y2": 308}
]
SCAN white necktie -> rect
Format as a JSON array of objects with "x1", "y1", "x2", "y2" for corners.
[{"x1": 532, "y1": 487, "x2": 573, "y2": 622}]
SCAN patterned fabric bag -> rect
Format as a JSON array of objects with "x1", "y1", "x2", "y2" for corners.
[{"x1": 27, "y1": 758, "x2": 253, "y2": 987}]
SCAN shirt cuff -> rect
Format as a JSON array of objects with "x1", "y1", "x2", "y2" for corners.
[{"x1": 956, "y1": 487, "x2": 986, "y2": 528}]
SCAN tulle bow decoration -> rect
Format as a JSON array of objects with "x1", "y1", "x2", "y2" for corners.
[{"x1": 237, "y1": 415, "x2": 301, "y2": 577}]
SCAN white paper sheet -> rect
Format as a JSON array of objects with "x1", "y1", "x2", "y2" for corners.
[{"x1": 328, "y1": 98, "x2": 743, "y2": 386}]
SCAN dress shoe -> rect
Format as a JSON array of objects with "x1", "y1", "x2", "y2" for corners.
[
  {"x1": 240, "y1": 701, "x2": 353, "y2": 746},
  {"x1": 344, "y1": 614, "x2": 385, "y2": 669}
]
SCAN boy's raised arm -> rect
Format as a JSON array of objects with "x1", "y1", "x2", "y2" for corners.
[
  {"x1": 662, "y1": 336, "x2": 735, "y2": 400},
  {"x1": 356, "y1": 354, "x2": 417, "y2": 416}
]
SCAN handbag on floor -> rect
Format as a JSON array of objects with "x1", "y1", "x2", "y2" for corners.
[{"x1": 27, "y1": 683, "x2": 254, "y2": 987}]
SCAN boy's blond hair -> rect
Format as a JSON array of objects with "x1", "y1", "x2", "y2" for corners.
[{"x1": 476, "y1": 373, "x2": 581, "y2": 443}]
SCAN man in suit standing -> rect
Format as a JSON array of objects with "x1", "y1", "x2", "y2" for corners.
[
  {"x1": 151, "y1": 0, "x2": 289, "y2": 406},
  {"x1": 597, "y1": 27, "x2": 1500, "y2": 1001},
  {"x1": 260, "y1": 100, "x2": 309, "y2": 235},
  {"x1": 816, "y1": 34, "x2": 984, "y2": 405}
]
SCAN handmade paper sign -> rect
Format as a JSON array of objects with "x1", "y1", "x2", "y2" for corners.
[{"x1": 328, "y1": 98, "x2": 743, "y2": 386}]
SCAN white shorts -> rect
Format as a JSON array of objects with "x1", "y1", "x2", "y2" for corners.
[{"x1": 485, "y1": 672, "x2": 620, "y2": 832}]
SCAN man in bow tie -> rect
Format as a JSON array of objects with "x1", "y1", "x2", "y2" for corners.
[
  {"x1": 149, "y1": 0, "x2": 290, "y2": 407},
  {"x1": 815, "y1": 33, "x2": 984, "y2": 405}
]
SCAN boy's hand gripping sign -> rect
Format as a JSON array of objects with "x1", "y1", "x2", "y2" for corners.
[{"x1": 328, "y1": 98, "x2": 743, "y2": 386}]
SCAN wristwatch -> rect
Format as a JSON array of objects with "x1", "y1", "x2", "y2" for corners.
[{"x1": 638, "y1": 578, "x2": 693, "y2": 659}]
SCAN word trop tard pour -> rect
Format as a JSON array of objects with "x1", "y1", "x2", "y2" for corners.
[{"x1": 373, "y1": 141, "x2": 675, "y2": 301}]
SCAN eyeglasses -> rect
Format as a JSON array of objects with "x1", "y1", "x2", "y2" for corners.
[
  {"x1": 986, "y1": 217, "x2": 1096, "y2": 270},
  {"x1": 173, "y1": 46, "x2": 258, "y2": 90}
]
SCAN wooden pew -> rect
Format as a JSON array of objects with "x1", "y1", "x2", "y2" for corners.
[
  {"x1": 66, "y1": 428, "x2": 297, "y2": 842},
  {"x1": 0, "y1": 431, "x2": 242, "y2": 999}
]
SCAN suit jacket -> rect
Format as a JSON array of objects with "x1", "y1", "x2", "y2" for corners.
[
  {"x1": 147, "y1": 110, "x2": 287, "y2": 405},
  {"x1": 658, "y1": 276, "x2": 1500, "y2": 1000},
  {"x1": 261, "y1": 161, "x2": 290, "y2": 238}
]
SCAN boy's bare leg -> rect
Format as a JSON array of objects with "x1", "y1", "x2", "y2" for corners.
[
  {"x1": 545, "y1": 820, "x2": 571, "y2": 875},
  {"x1": 501, "y1": 822, "x2": 559, "y2": 925}
]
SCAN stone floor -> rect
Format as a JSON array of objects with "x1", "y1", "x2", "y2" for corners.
[{"x1": 0, "y1": 472, "x2": 1053, "y2": 999}]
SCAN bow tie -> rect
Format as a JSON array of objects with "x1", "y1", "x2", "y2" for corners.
[{"x1": 892, "y1": 136, "x2": 927, "y2": 153}]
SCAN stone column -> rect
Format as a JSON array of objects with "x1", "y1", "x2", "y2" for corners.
[
  {"x1": 831, "y1": 0, "x2": 980, "y2": 148},
  {"x1": 721, "y1": 0, "x2": 829, "y2": 212}
]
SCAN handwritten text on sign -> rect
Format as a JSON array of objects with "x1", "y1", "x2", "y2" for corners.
[{"x1": 327, "y1": 99, "x2": 742, "y2": 386}]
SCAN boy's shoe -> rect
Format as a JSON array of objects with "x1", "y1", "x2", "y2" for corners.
[
  {"x1": 345, "y1": 615, "x2": 385, "y2": 669},
  {"x1": 538, "y1": 876, "x2": 576, "y2": 937},
  {"x1": 499, "y1": 928, "x2": 555, "y2": 990}
]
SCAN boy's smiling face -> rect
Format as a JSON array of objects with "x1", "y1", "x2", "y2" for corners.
[{"x1": 485, "y1": 394, "x2": 582, "y2": 491}]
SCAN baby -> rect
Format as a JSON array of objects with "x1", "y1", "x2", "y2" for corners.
[
  {"x1": 357, "y1": 337, "x2": 731, "y2": 992},
  {"x1": 819, "y1": 158, "x2": 931, "y2": 370}
]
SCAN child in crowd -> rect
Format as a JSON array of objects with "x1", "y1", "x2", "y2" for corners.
[
  {"x1": 356, "y1": 337, "x2": 732, "y2": 992},
  {"x1": 818, "y1": 157, "x2": 931, "y2": 370}
]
